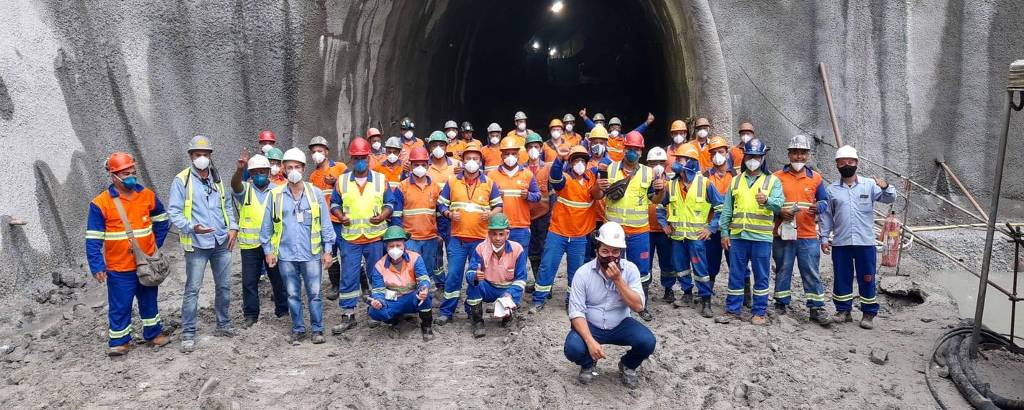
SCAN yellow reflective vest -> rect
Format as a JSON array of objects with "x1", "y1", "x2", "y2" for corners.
[
  {"x1": 270, "y1": 182, "x2": 322, "y2": 256},
  {"x1": 728, "y1": 172, "x2": 778, "y2": 237},
  {"x1": 175, "y1": 168, "x2": 229, "y2": 252},
  {"x1": 237, "y1": 183, "x2": 271, "y2": 250},
  {"x1": 336, "y1": 171, "x2": 388, "y2": 241},
  {"x1": 605, "y1": 161, "x2": 652, "y2": 228},
  {"x1": 666, "y1": 174, "x2": 711, "y2": 240}
]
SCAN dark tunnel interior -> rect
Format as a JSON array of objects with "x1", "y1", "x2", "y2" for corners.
[{"x1": 422, "y1": 0, "x2": 672, "y2": 144}]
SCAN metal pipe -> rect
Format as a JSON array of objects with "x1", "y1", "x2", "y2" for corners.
[
  {"x1": 1010, "y1": 224, "x2": 1020, "y2": 345},
  {"x1": 819, "y1": 63, "x2": 844, "y2": 147},
  {"x1": 937, "y1": 159, "x2": 989, "y2": 220},
  {"x1": 895, "y1": 180, "x2": 913, "y2": 277},
  {"x1": 970, "y1": 66, "x2": 1022, "y2": 355}
]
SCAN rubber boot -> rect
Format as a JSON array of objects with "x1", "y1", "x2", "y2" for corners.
[
  {"x1": 325, "y1": 263, "x2": 341, "y2": 301},
  {"x1": 471, "y1": 304, "x2": 486, "y2": 338},
  {"x1": 420, "y1": 311, "x2": 435, "y2": 341},
  {"x1": 700, "y1": 297, "x2": 714, "y2": 318},
  {"x1": 527, "y1": 255, "x2": 541, "y2": 294},
  {"x1": 743, "y1": 279, "x2": 752, "y2": 308}
]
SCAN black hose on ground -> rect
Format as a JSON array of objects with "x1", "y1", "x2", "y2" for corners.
[{"x1": 926, "y1": 324, "x2": 1024, "y2": 409}]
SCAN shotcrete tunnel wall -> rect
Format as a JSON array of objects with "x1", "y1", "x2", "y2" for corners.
[{"x1": 2, "y1": 0, "x2": 1023, "y2": 299}]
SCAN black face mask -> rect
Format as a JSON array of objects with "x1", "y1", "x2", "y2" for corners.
[
  {"x1": 598, "y1": 255, "x2": 619, "y2": 270},
  {"x1": 838, "y1": 165, "x2": 857, "y2": 178}
]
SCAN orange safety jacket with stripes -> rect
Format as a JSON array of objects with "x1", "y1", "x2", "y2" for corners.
[{"x1": 86, "y1": 184, "x2": 170, "y2": 274}]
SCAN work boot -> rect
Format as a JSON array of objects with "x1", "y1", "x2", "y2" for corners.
[
  {"x1": 471, "y1": 304, "x2": 486, "y2": 338},
  {"x1": 810, "y1": 308, "x2": 831, "y2": 327},
  {"x1": 528, "y1": 303, "x2": 546, "y2": 315},
  {"x1": 419, "y1": 311, "x2": 435, "y2": 342},
  {"x1": 751, "y1": 315, "x2": 769, "y2": 326},
  {"x1": 774, "y1": 304, "x2": 788, "y2": 316},
  {"x1": 833, "y1": 311, "x2": 853, "y2": 324},
  {"x1": 289, "y1": 332, "x2": 304, "y2": 346},
  {"x1": 147, "y1": 334, "x2": 170, "y2": 348},
  {"x1": 743, "y1": 282, "x2": 752, "y2": 308},
  {"x1": 386, "y1": 323, "x2": 401, "y2": 339},
  {"x1": 214, "y1": 327, "x2": 237, "y2": 338},
  {"x1": 331, "y1": 313, "x2": 357, "y2": 334},
  {"x1": 367, "y1": 319, "x2": 381, "y2": 329},
  {"x1": 323, "y1": 286, "x2": 339, "y2": 301},
  {"x1": 435, "y1": 315, "x2": 451, "y2": 327},
  {"x1": 179, "y1": 338, "x2": 196, "y2": 353},
  {"x1": 525, "y1": 280, "x2": 536, "y2": 294},
  {"x1": 618, "y1": 361, "x2": 639, "y2": 389},
  {"x1": 108, "y1": 344, "x2": 131, "y2": 357},
  {"x1": 662, "y1": 288, "x2": 676, "y2": 304},
  {"x1": 243, "y1": 317, "x2": 258, "y2": 329},
  {"x1": 578, "y1": 366, "x2": 598, "y2": 385},
  {"x1": 311, "y1": 332, "x2": 326, "y2": 344},
  {"x1": 700, "y1": 297, "x2": 714, "y2": 318},
  {"x1": 638, "y1": 309, "x2": 654, "y2": 322},
  {"x1": 859, "y1": 313, "x2": 876, "y2": 330},
  {"x1": 714, "y1": 312, "x2": 740, "y2": 324}
]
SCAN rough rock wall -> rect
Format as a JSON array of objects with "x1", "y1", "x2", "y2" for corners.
[{"x1": 2, "y1": 0, "x2": 1023, "y2": 298}]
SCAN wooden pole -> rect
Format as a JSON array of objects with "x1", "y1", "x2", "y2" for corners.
[
  {"x1": 819, "y1": 63, "x2": 844, "y2": 147},
  {"x1": 937, "y1": 160, "x2": 990, "y2": 220}
]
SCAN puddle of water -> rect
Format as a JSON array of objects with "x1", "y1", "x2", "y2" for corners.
[{"x1": 932, "y1": 269, "x2": 1024, "y2": 336}]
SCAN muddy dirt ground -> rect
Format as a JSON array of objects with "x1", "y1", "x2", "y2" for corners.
[{"x1": 0, "y1": 230, "x2": 1018, "y2": 409}]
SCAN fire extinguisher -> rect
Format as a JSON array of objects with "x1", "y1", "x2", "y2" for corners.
[{"x1": 880, "y1": 210, "x2": 902, "y2": 267}]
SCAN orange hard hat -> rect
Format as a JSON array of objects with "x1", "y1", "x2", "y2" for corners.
[
  {"x1": 567, "y1": 145, "x2": 590, "y2": 162},
  {"x1": 670, "y1": 120, "x2": 687, "y2": 132},
  {"x1": 624, "y1": 131, "x2": 645, "y2": 149},
  {"x1": 548, "y1": 119, "x2": 563, "y2": 129},
  {"x1": 462, "y1": 140, "x2": 483, "y2": 156},
  {"x1": 348, "y1": 137, "x2": 371, "y2": 156},
  {"x1": 707, "y1": 135, "x2": 730, "y2": 151},
  {"x1": 409, "y1": 146, "x2": 429, "y2": 162},
  {"x1": 366, "y1": 128, "x2": 382, "y2": 138},
  {"x1": 499, "y1": 137, "x2": 521, "y2": 151},
  {"x1": 258, "y1": 130, "x2": 277, "y2": 143},
  {"x1": 676, "y1": 143, "x2": 701, "y2": 160},
  {"x1": 694, "y1": 117, "x2": 711, "y2": 128},
  {"x1": 739, "y1": 122, "x2": 754, "y2": 133},
  {"x1": 106, "y1": 152, "x2": 136, "y2": 173}
]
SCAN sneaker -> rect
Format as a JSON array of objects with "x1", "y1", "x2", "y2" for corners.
[
  {"x1": 180, "y1": 338, "x2": 196, "y2": 353},
  {"x1": 578, "y1": 366, "x2": 598, "y2": 385},
  {"x1": 662, "y1": 289, "x2": 676, "y2": 303},
  {"x1": 323, "y1": 287, "x2": 339, "y2": 301},
  {"x1": 528, "y1": 303, "x2": 545, "y2": 315},
  {"x1": 751, "y1": 315, "x2": 769, "y2": 326},
  {"x1": 331, "y1": 314, "x2": 357, "y2": 334},
  {"x1": 311, "y1": 332, "x2": 326, "y2": 344},
  {"x1": 108, "y1": 344, "x2": 131, "y2": 357},
  {"x1": 242, "y1": 318, "x2": 258, "y2": 329},
  {"x1": 714, "y1": 312, "x2": 740, "y2": 324},
  {"x1": 774, "y1": 304, "x2": 788, "y2": 316},
  {"x1": 833, "y1": 311, "x2": 853, "y2": 324},
  {"x1": 214, "y1": 327, "x2": 237, "y2": 338},
  {"x1": 618, "y1": 361, "x2": 639, "y2": 389},
  {"x1": 289, "y1": 332, "x2": 304, "y2": 345},
  {"x1": 638, "y1": 309, "x2": 654, "y2": 322},
  {"x1": 810, "y1": 308, "x2": 831, "y2": 327},
  {"x1": 435, "y1": 315, "x2": 451, "y2": 327},
  {"x1": 147, "y1": 334, "x2": 171, "y2": 348},
  {"x1": 859, "y1": 313, "x2": 876, "y2": 330}
]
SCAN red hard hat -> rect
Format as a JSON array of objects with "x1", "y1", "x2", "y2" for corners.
[
  {"x1": 258, "y1": 130, "x2": 276, "y2": 143},
  {"x1": 348, "y1": 137, "x2": 371, "y2": 156},
  {"x1": 366, "y1": 128, "x2": 382, "y2": 138},
  {"x1": 624, "y1": 131, "x2": 645, "y2": 148},
  {"x1": 106, "y1": 152, "x2": 136, "y2": 173},
  {"x1": 409, "y1": 146, "x2": 429, "y2": 162}
]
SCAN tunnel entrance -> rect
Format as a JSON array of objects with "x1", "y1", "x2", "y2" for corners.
[{"x1": 424, "y1": 0, "x2": 672, "y2": 143}]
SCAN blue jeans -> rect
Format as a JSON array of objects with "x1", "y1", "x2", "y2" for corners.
[
  {"x1": 406, "y1": 238, "x2": 440, "y2": 282},
  {"x1": 564, "y1": 318, "x2": 657, "y2": 370},
  {"x1": 441, "y1": 237, "x2": 482, "y2": 318},
  {"x1": 367, "y1": 291, "x2": 432, "y2": 322},
  {"x1": 832, "y1": 245, "x2": 879, "y2": 314},
  {"x1": 107, "y1": 271, "x2": 161, "y2": 347},
  {"x1": 240, "y1": 247, "x2": 288, "y2": 320},
  {"x1": 181, "y1": 243, "x2": 232, "y2": 338},
  {"x1": 725, "y1": 239, "x2": 771, "y2": 316},
  {"x1": 534, "y1": 232, "x2": 588, "y2": 305},
  {"x1": 508, "y1": 227, "x2": 531, "y2": 262},
  {"x1": 279, "y1": 259, "x2": 324, "y2": 333},
  {"x1": 674, "y1": 239, "x2": 710, "y2": 297},
  {"x1": 339, "y1": 240, "x2": 384, "y2": 309},
  {"x1": 772, "y1": 238, "x2": 825, "y2": 308}
]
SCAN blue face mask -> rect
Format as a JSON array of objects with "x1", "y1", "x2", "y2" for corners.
[
  {"x1": 354, "y1": 159, "x2": 369, "y2": 173},
  {"x1": 118, "y1": 175, "x2": 138, "y2": 190},
  {"x1": 252, "y1": 173, "x2": 270, "y2": 188},
  {"x1": 624, "y1": 150, "x2": 640, "y2": 163},
  {"x1": 671, "y1": 160, "x2": 699, "y2": 181}
]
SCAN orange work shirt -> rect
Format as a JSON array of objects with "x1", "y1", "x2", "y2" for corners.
[
  {"x1": 731, "y1": 145, "x2": 745, "y2": 171},
  {"x1": 373, "y1": 161, "x2": 404, "y2": 191},
  {"x1": 526, "y1": 161, "x2": 551, "y2": 219},
  {"x1": 397, "y1": 177, "x2": 441, "y2": 240},
  {"x1": 400, "y1": 138, "x2": 425, "y2": 164},
  {"x1": 487, "y1": 167, "x2": 537, "y2": 229},
  {"x1": 607, "y1": 137, "x2": 625, "y2": 162},
  {"x1": 549, "y1": 169, "x2": 598, "y2": 238},
  {"x1": 310, "y1": 161, "x2": 347, "y2": 223},
  {"x1": 773, "y1": 167, "x2": 825, "y2": 239}
]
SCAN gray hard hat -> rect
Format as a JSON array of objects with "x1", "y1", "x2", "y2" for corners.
[
  {"x1": 444, "y1": 120, "x2": 458, "y2": 130},
  {"x1": 788, "y1": 134, "x2": 812, "y2": 150},
  {"x1": 593, "y1": 113, "x2": 606, "y2": 122},
  {"x1": 308, "y1": 135, "x2": 330, "y2": 149},
  {"x1": 514, "y1": 111, "x2": 527, "y2": 121},
  {"x1": 461, "y1": 121, "x2": 474, "y2": 132},
  {"x1": 562, "y1": 113, "x2": 575, "y2": 122},
  {"x1": 384, "y1": 136, "x2": 402, "y2": 150},
  {"x1": 608, "y1": 117, "x2": 622, "y2": 126},
  {"x1": 487, "y1": 122, "x2": 502, "y2": 132},
  {"x1": 188, "y1": 135, "x2": 213, "y2": 152}
]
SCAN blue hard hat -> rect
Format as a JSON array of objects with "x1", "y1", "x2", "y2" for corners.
[{"x1": 743, "y1": 138, "x2": 768, "y2": 156}]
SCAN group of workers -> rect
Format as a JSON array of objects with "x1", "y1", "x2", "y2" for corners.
[{"x1": 85, "y1": 109, "x2": 895, "y2": 388}]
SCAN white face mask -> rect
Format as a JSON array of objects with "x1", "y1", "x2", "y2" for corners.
[
  {"x1": 592, "y1": 144, "x2": 606, "y2": 156},
  {"x1": 673, "y1": 134, "x2": 685, "y2": 145},
  {"x1": 741, "y1": 133, "x2": 753, "y2": 144},
  {"x1": 464, "y1": 160, "x2": 480, "y2": 174},
  {"x1": 371, "y1": 141, "x2": 382, "y2": 151},
  {"x1": 490, "y1": 135, "x2": 500, "y2": 145},
  {"x1": 287, "y1": 169, "x2": 303, "y2": 183},
  {"x1": 713, "y1": 152, "x2": 727, "y2": 166},
  {"x1": 387, "y1": 153, "x2": 399, "y2": 163},
  {"x1": 312, "y1": 152, "x2": 326, "y2": 164},
  {"x1": 791, "y1": 162, "x2": 805, "y2": 172},
  {"x1": 652, "y1": 164, "x2": 665, "y2": 177},
  {"x1": 745, "y1": 159, "x2": 761, "y2": 172},
  {"x1": 492, "y1": 244, "x2": 504, "y2": 253},
  {"x1": 446, "y1": 130, "x2": 457, "y2": 139},
  {"x1": 503, "y1": 155, "x2": 518, "y2": 168},
  {"x1": 403, "y1": 131, "x2": 414, "y2": 139},
  {"x1": 412, "y1": 165, "x2": 427, "y2": 178},
  {"x1": 697, "y1": 129, "x2": 709, "y2": 139},
  {"x1": 551, "y1": 130, "x2": 562, "y2": 139},
  {"x1": 387, "y1": 247, "x2": 404, "y2": 261},
  {"x1": 516, "y1": 122, "x2": 526, "y2": 131},
  {"x1": 432, "y1": 146, "x2": 446, "y2": 159},
  {"x1": 192, "y1": 156, "x2": 210, "y2": 170},
  {"x1": 270, "y1": 165, "x2": 281, "y2": 175},
  {"x1": 610, "y1": 130, "x2": 620, "y2": 137},
  {"x1": 565, "y1": 124, "x2": 574, "y2": 132},
  {"x1": 528, "y1": 147, "x2": 540, "y2": 160},
  {"x1": 261, "y1": 144, "x2": 273, "y2": 154},
  {"x1": 573, "y1": 162, "x2": 587, "y2": 175}
]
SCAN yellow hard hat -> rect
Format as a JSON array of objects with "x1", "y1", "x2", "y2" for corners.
[
  {"x1": 588, "y1": 125, "x2": 609, "y2": 140},
  {"x1": 548, "y1": 119, "x2": 563, "y2": 129},
  {"x1": 708, "y1": 135, "x2": 730, "y2": 151},
  {"x1": 676, "y1": 143, "x2": 701, "y2": 160},
  {"x1": 499, "y1": 136, "x2": 522, "y2": 151},
  {"x1": 670, "y1": 120, "x2": 687, "y2": 132}
]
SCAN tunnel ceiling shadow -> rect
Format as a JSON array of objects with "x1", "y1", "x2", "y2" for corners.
[{"x1": 425, "y1": 0, "x2": 672, "y2": 143}]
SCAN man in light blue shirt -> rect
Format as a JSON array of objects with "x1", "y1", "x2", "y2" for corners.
[
  {"x1": 261, "y1": 148, "x2": 336, "y2": 345},
  {"x1": 167, "y1": 135, "x2": 238, "y2": 353},
  {"x1": 563, "y1": 222, "x2": 656, "y2": 389},
  {"x1": 819, "y1": 145, "x2": 896, "y2": 330}
]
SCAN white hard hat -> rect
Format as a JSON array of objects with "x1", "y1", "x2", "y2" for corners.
[
  {"x1": 608, "y1": 117, "x2": 622, "y2": 126},
  {"x1": 308, "y1": 136, "x2": 330, "y2": 149},
  {"x1": 835, "y1": 145, "x2": 858, "y2": 160},
  {"x1": 384, "y1": 136, "x2": 402, "y2": 150},
  {"x1": 247, "y1": 154, "x2": 270, "y2": 170},
  {"x1": 646, "y1": 147, "x2": 668, "y2": 162},
  {"x1": 788, "y1": 134, "x2": 812, "y2": 150},
  {"x1": 444, "y1": 120, "x2": 458, "y2": 129},
  {"x1": 188, "y1": 135, "x2": 213, "y2": 152},
  {"x1": 596, "y1": 222, "x2": 627, "y2": 249},
  {"x1": 283, "y1": 147, "x2": 307, "y2": 165},
  {"x1": 514, "y1": 111, "x2": 527, "y2": 121},
  {"x1": 487, "y1": 123, "x2": 502, "y2": 132}
]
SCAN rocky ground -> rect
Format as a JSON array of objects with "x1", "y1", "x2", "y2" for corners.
[{"x1": 1, "y1": 228, "x2": 1020, "y2": 409}]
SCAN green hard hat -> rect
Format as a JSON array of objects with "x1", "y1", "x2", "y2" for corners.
[
  {"x1": 382, "y1": 226, "x2": 409, "y2": 242},
  {"x1": 525, "y1": 131, "x2": 543, "y2": 145},
  {"x1": 265, "y1": 147, "x2": 284, "y2": 161},
  {"x1": 427, "y1": 131, "x2": 448, "y2": 143},
  {"x1": 487, "y1": 213, "x2": 510, "y2": 230}
]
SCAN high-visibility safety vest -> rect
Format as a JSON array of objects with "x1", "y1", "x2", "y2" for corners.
[
  {"x1": 237, "y1": 183, "x2": 272, "y2": 250},
  {"x1": 269, "y1": 182, "x2": 323, "y2": 256},
  {"x1": 666, "y1": 175, "x2": 711, "y2": 241},
  {"x1": 605, "y1": 161, "x2": 652, "y2": 229},
  {"x1": 443, "y1": 174, "x2": 500, "y2": 240},
  {"x1": 549, "y1": 169, "x2": 597, "y2": 238},
  {"x1": 336, "y1": 171, "x2": 388, "y2": 241},
  {"x1": 607, "y1": 137, "x2": 625, "y2": 162},
  {"x1": 374, "y1": 251, "x2": 425, "y2": 295},
  {"x1": 773, "y1": 167, "x2": 824, "y2": 239},
  {"x1": 487, "y1": 167, "x2": 536, "y2": 229},
  {"x1": 527, "y1": 162, "x2": 551, "y2": 219},
  {"x1": 86, "y1": 187, "x2": 166, "y2": 272},
  {"x1": 728, "y1": 172, "x2": 778, "y2": 237},
  {"x1": 175, "y1": 168, "x2": 229, "y2": 252},
  {"x1": 396, "y1": 178, "x2": 440, "y2": 240}
]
